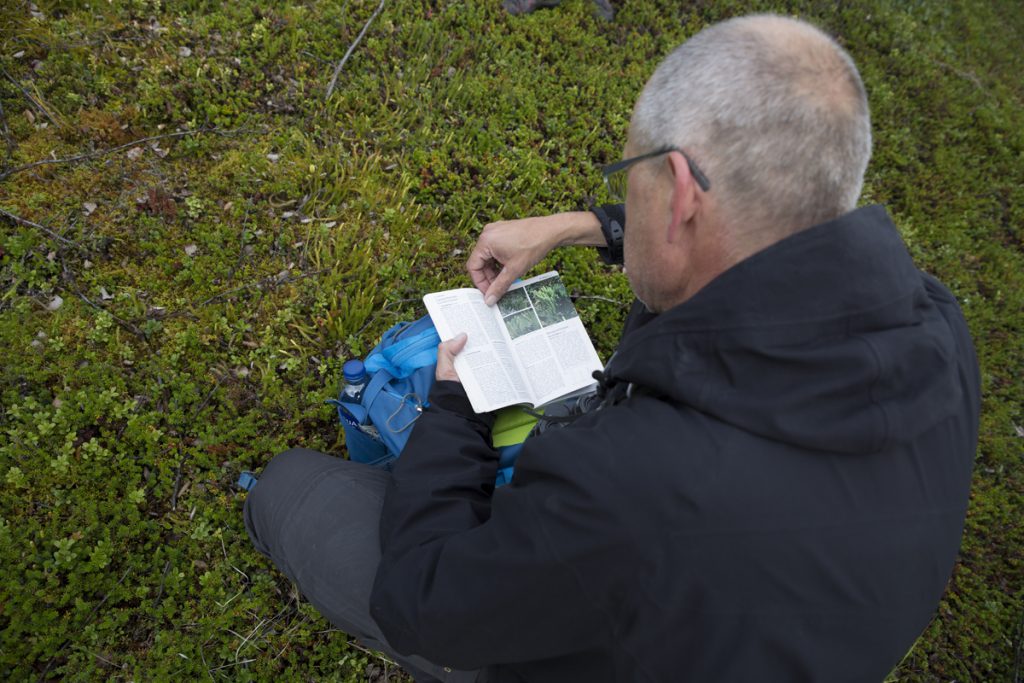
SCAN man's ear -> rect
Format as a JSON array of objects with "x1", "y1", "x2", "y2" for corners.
[{"x1": 665, "y1": 151, "x2": 701, "y2": 244}]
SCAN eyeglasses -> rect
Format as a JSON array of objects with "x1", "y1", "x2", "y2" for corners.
[{"x1": 601, "y1": 146, "x2": 711, "y2": 201}]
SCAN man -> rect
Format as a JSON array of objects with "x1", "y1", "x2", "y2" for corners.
[{"x1": 245, "y1": 14, "x2": 979, "y2": 682}]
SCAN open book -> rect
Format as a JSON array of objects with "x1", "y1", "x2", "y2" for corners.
[{"x1": 424, "y1": 271, "x2": 604, "y2": 414}]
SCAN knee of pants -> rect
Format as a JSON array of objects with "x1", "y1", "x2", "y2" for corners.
[
  {"x1": 243, "y1": 447, "x2": 331, "y2": 552},
  {"x1": 264, "y1": 446, "x2": 329, "y2": 478}
]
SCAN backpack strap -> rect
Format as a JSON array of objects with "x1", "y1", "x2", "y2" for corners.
[
  {"x1": 365, "y1": 325, "x2": 440, "y2": 378},
  {"x1": 326, "y1": 397, "x2": 369, "y2": 424},
  {"x1": 361, "y1": 367, "x2": 395, "y2": 413}
]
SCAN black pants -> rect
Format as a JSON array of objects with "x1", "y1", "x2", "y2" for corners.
[{"x1": 244, "y1": 448, "x2": 480, "y2": 682}]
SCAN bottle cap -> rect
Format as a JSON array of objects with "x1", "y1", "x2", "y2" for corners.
[{"x1": 343, "y1": 359, "x2": 366, "y2": 383}]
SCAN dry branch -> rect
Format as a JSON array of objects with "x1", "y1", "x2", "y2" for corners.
[
  {"x1": 325, "y1": 0, "x2": 387, "y2": 100},
  {"x1": 1, "y1": 67, "x2": 62, "y2": 128},
  {"x1": 0, "y1": 126, "x2": 262, "y2": 182},
  {"x1": 0, "y1": 207, "x2": 80, "y2": 248}
]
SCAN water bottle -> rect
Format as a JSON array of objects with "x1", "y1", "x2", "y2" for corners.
[
  {"x1": 338, "y1": 360, "x2": 382, "y2": 441},
  {"x1": 342, "y1": 359, "x2": 368, "y2": 402}
]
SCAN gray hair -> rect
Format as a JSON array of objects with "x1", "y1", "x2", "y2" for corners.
[{"x1": 631, "y1": 14, "x2": 872, "y2": 234}]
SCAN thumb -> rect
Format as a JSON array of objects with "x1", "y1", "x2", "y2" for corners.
[
  {"x1": 443, "y1": 332, "x2": 469, "y2": 355},
  {"x1": 436, "y1": 333, "x2": 468, "y2": 383},
  {"x1": 484, "y1": 269, "x2": 517, "y2": 307}
]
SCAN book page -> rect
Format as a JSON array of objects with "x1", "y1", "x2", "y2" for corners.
[
  {"x1": 424, "y1": 289, "x2": 531, "y2": 412},
  {"x1": 494, "y1": 272, "x2": 603, "y2": 407}
]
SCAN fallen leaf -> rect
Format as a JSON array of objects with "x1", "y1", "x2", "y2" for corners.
[
  {"x1": 24, "y1": 109, "x2": 35, "y2": 124},
  {"x1": 178, "y1": 46, "x2": 192, "y2": 57},
  {"x1": 83, "y1": 201, "x2": 97, "y2": 215},
  {"x1": 47, "y1": 295, "x2": 63, "y2": 311},
  {"x1": 222, "y1": 201, "x2": 234, "y2": 212},
  {"x1": 321, "y1": 221, "x2": 337, "y2": 228},
  {"x1": 99, "y1": 287, "x2": 114, "y2": 301},
  {"x1": 13, "y1": 51, "x2": 25, "y2": 59},
  {"x1": 138, "y1": 186, "x2": 177, "y2": 220},
  {"x1": 184, "y1": 244, "x2": 198, "y2": 257},
  {"x1": 1015, "y1": 423, "x2": 1024, "y2": 438},
  {"x1": 126, "y1": 146, "x2": 144, "y2": 160},
  {"x1": 83, "y1": 260, "x2": 93, "y2": 269},
  {"x1": 266, "y1": 153, "x2": 280, "y2": 163}
]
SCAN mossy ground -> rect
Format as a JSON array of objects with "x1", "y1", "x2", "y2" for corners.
[{"x1": 1, "y1": 0, "x2": 1021, "y2": 680}]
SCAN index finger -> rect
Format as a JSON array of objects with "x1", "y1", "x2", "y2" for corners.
[{"x1": 467, "y1": 246, "x2": 499, "y2": 293}]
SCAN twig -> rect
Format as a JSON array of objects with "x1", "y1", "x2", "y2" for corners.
[
  {"x1": 1, "y1": 67, "x2": 61, "y2": 128},
  {"x1": 55, "y1": 251, "x2": 150, "y2": 341},
  {"x1": 234, "y1": 618, "x2": 268, "y2": 661},
  {"x1": 574, "y1": 295, "x2": 627, "y2": 307},
  {"x1": 73, "y1": 645, "x2": 121, "y2": 670},
  {"x1": 933, "y1": 57, "x2": 985, "y2": 91},
  {"x1": 0, "y1": 97, "x2": 14, "y2": 162},
  {"x1": 170, "y1": 454, "x2": 188, "y2": 512},
  {"x1": 325, "y1": 0, "x2": 387, "y2": 100},
  {"x1": 152, "y1": 559, "x2": 173, "y2": 608},
  {"x1": 199, "y1": 644, "x2": 215, "y2": 683},
  {"x1": 208, "y1": 659, "x2": 256, "y2": 673},
  {"x1": 224, "y1": 203, "x2": 256, "y2": 284},
  {"x1": 345, "y1": 638, "x2": 400, "y2": 668},
  {"x1": 72, "y1": 287, "x2": 148, "y2": 338},
  {"x1": 301, "y1": 49, "x2": 333, "y2": 66},
  {"x1": 193, "y1": 267, "x2": 330, "y2": 308},
  {"x1": 383, "y1": 297, "x2": 422, "y2": 308},
  {"x1": 0, "y1": 207, "x2": 81, "y2": 248},
  {"x1": 0, "y1": 126, "x2": 261, "y2": 182},
  {"x1": 215, "y1": 588, "x2": 245, "y2": 611}
]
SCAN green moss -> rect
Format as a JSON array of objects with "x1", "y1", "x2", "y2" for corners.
[{"x1": 1, "y1": 0, "x2": 1021, "y2": 680}]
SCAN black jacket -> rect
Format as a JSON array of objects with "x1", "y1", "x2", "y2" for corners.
[{"x1": 370, "y1": 205, "x2": 980, "y2": 682}]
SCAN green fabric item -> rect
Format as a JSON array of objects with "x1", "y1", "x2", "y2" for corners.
[{"x1": 491, "y1": 406, "x2": 539, "y2": 447}]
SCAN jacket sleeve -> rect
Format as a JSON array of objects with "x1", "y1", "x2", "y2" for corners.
[
  {"x1": 369, "y1": 381, "x2": 615, "y2": 669},
  {"x1": 591, "y1": 203, "x2": 626, "y2": 265}
]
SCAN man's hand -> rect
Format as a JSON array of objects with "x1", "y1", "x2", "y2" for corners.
[
  {"x1": 467, "y1": 212, "x2": 605, "y2": 306},
  {"x1": 436, "y1": 333, "x2": 468, "y2": 383}
]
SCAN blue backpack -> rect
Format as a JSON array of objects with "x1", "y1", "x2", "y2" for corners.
[{"x1": 329, "y1": 316, "x2": 526, "y2": 485}]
